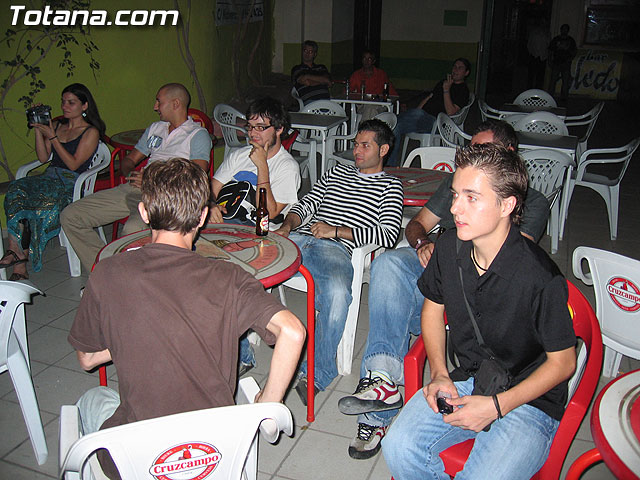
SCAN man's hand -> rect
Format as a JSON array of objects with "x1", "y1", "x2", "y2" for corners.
[
  {"x1": 209, "y1": 203, "x2": 226, "y2": 223},
  {"x1": 416, "y1": 241, "x2": 436, "y2": 268},
  {"x1": 127, "y1": 170, "x2": 143, "y2": 189},
  {"x1": 443, "y1": 74, "x2": 454, "y2": 92},
  {"x1": 310, "y1": 221, "x2": 335, "y2": 239},
  {"x1": 443, "y1": 395, "x2": 498, "y2": 432},
  {"x1": 249, "y1": 140, "x2": 269, "y2": 167},
  {"x1": 423, "y1": 374, "x2": 458, "y2": 413}
]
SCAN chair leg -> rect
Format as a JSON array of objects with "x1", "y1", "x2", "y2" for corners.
[
  {"x1": 549, "y1": 200, "x2": 559, "y2": 255},
  {"x1": 337, "y1": 254, "x2": 367, "y2": 376},
  {"x1": 608, "y1": 186, "x2": 619, "y2": 240},
  {"x1": 60, "y1": 229, "x2": 82, "y2": 277},
  {"x1": 401, "y1": 135, "x2": 411, "y2": 166},
  {"x1": 602, "y1": 346, "x2": 622, "y2": 378},
  {"x1": 8, "y1": 334, "x2": 48, "y2": 465}
]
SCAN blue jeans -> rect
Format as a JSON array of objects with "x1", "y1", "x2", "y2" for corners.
[
  {"x1": 239, "y1": 334, "x2": 255, "y2": 366},
  {"x1": 387, "y1": 109, "x2": 436, "y2": 167},
  {"x1": 359, "y1": 247, "x2": 424, "y2": 427},
  {"x1": 382, "y1": 378, "x2": 559, "y2": 480},
  {"x1": 289, "y1": 232, "x2": 354, "y2": 390}
]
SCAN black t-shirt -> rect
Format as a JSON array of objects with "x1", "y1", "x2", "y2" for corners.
[
  {"x1": 418, "y1": 227, "x2": 576, "y2": 420},
  {"x1": 423, "y1": 81, "x2": 470, "y2": 117}
]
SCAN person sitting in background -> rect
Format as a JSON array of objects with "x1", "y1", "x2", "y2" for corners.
[
  {"x1": 1, "y1": 83, "x2": 105, "y2": 281},
  {"x1": 348, "y1": 50, "x2": 398, "y2": 121},
  {"x1": 61, "y1": 83, "x2": 211, "y2": 274},
  {"x1": 291, "y1": 40, "x2": 332, "y2": 105},
  {"x1": 69, "y1": 158, "x2": 305, "y2": 480},
  {"x1": 386, "y1": 58, "x2": 471, "y2": 167}
]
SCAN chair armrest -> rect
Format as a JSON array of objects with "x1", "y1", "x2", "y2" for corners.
[
  {"x1": 16, "y1": 160, "x2": 48, "y2": 179},
  {"x1": 72, "y1": 159, "x2": 111, "y2": 202},
  {"x1": 404, "y1": 337, "x2": 427, "y2": 399}
]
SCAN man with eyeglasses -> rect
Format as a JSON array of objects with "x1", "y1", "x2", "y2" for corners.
[
  {"x1": 211, "y1": 96, "x2": 301, "y2": 226},
  {"x1": 211, "y1": 96, "x2": 301, "y2": 375}
]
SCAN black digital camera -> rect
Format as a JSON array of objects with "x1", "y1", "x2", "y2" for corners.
[{"x1": 26, "y1": 105, "x2": 52, "y2": 128}]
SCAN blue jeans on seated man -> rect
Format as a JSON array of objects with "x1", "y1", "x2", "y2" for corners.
[
  {"x1": 288, "y1": 232, "x2": 354, "y2": 390},
  {"x1": 358, "y1": 246, "x2": 424, "y2": 427},
  {"x1": 386, "y1": 108, "x2": 437, "y2": 167},
  {"x1": 382, "y1": 377, "x2": 559, "y2": 480}
]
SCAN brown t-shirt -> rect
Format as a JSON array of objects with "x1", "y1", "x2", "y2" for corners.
[{"x1": 69, "y1": 242, "x2": 285, "y2": 430}]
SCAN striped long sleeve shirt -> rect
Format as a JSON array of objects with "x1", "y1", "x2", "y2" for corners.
[{"x1": 289, "y1": 164, "x2": 404, "y2": 255}]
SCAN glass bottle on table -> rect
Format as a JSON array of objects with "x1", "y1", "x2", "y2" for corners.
[
  {"x1": 360, "y1": 81, "x2": 366, "y2": 100},
  {"x1": 383, "y1": 82, "x2": 389, "y2": 101},
  {"x1": 256, "y1": 187, "x2": 269, "y2": 236}
]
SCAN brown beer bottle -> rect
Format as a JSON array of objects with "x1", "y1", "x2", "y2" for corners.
[{"x1": 256, "y1": 187, "x2": 269, "y2": 236}]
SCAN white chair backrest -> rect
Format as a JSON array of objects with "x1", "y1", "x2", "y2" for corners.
[
  {"x1": 521, "y1": 149, "x2": 573, "y2": 198},
  {"x1": 59, "y1": 385, "x2": 293, "y2": 479},
  {"x1": 78, "y1": 141, "x2": 111, "y2": 200},
  {"x1": 213, "y1": 104, "x2": 247, "y2": 148},
  {"x1": 450, "y1": 92, "x2": 475, "y2": 127},
  {"x1": 565, "y1": 102, "x2": 604, "y2": 153},
  {"x1": 402, "y1": 146, "x2": 456, "y2": 172},
  {"x1": 572, "y1": 247, "x2": 640, "y2": 353},
  {"x1": 436, "y1": 113, "x2": 471, "y2": 148},
  {"x1": 577, "y1": 137, "x2": 640, "y2": 185},
  {"x1": 513, "y1": 89, "x2": 557, "y2": 108},
  {"x1": 301, "y1": 100, "x2": 346, "y2": 140},
  {"x1": 291, "y1": 86, "x2": 304, "y2": 110},
  {"x1": 514, "y1": 111, "x2": 568, "y2": 136},
  {"x1": 373, "y1": 111, "x2": 397, "y2": 130}
]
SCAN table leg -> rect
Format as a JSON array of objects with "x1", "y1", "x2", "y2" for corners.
[
  {"x1": 298, "y1": 264, "x2": 316, "y2": 422},
  {"x1": 320, "y1": 132, "x2": 328, "y2": 176},
  {"x1": 565, "y1": 448, "x2": 602, "y2": 480}
]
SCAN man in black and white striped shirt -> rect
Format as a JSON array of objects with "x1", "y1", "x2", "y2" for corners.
[{"x1": 276, "y1": 119, "x2": 404, "y2": 404}]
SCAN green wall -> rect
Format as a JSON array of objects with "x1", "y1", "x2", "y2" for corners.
[{"x1": 0, "y1": 0, "x2": 270, "y2": 224}]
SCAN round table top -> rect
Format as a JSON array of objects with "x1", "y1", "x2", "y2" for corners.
[
  {"x1": 384, "y1": 167, "x2": 450, "y2": 206},
  {"x1": 592, "y1": 369, "x2": 640, "y2": 479},
  {"x1": 110, "y1": 129, "x2": 145, "y2": 150},
  {"x1": 96, "y1": 224, "x2": 301, "y2": 288}
]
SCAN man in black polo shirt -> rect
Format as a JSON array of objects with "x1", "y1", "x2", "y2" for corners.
[
  {"x1": 382, "y1": 145, "x2": 576, "y2": 479},
  {"x1": 291, "y1": 40, "x2": 332, "y2": 105},
  {"x1": 386, "y1": 57, "x2": 471, "y2": 166}
]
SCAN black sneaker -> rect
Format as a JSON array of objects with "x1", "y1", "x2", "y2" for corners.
[
  {"x1": 338, "y1": 372, "x2": 403, "y2": 415},
  {"x1": 295, "y1": 377, "x2": 319, "y2": 406},
  {"x1": 348, "y1": 423, "x2": 387, "y2": 459}
]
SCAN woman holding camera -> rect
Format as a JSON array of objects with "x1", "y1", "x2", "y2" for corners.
[{"x1": 1, "y1": 83, "x2": 106, "y2": 280}]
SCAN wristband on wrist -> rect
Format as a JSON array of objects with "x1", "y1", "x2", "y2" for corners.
[
  {"x1": 492, "y1": 394, "x2": 503, "y2": 419},
  {"x1": 49, "y1": 135, "x2": 58, "y2": 141},
  {"x1": 335, "y1": 226, "x2": 339, "y2": 239},
  {"x1": 443, "y1": 90, "x2": 449, "y2": 93},
  {"x1": 415, "y1": 238, "x2": 428, "y2": 250}
]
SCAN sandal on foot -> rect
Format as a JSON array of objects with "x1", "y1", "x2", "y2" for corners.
[
  {"x1": 9, "y1": 272, "x2": 29, "y2": 282},
  {"x1": 0, "y1": 250, "x2": 27, "y2": 268}
]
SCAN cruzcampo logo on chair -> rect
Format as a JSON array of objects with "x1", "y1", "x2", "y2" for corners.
[
  {"x1": 149, "y1": 442, "x2": 221, "y2": 480},
  {"x1": 606, "y1": 277, "x2": 640, "y2": 313}
]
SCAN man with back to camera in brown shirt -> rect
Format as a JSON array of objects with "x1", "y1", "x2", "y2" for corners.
[{"x1": 68, "y1": 158, "x2": 305, "y2": 479}]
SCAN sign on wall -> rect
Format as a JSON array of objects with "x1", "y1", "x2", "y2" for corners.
[
  {"x1": 215, "y1": 0, "x2": 264, "y2": 26},
  {"x1": 571, "y1": 49, "x2": 623, "y2": 99}
]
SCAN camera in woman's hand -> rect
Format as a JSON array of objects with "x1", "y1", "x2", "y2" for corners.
[{"x1": 26, "y1": 105, "x2": 52, "y2": 128}]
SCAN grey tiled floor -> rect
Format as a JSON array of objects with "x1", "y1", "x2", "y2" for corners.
[{"x1": 2, "y1": 98, "x2": 639, "y2": 479}]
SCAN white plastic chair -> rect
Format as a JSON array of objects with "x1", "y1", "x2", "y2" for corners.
[
  {"x1": 435, "y1": 113, "x2": 472, "y2": 149},
  {"x1": 325, "y1": 111, "x2": 397, "y2": 169},
  {"x1": 521, "y1": 149, "x2": 574, "y2": 254},
  {"x1": 59, "y1": 377, "x2": 292, "y2": 480},
  {"x1": 291, "y1": 86, "x2": 304, "y2": 111},
  {"x1": 563, "y1": 137, "x2": 640, "y2": 241},
  {"x1": 572, "y1": 246, "x2": 640, "y2": 377},
  {"x1": 16, "y1": 141, "x2": 111, "y2": 277},
  {"x1": 400, "y1": 94, "x2": 475, "y2": 164},
  {"x1": 565, "y1": 102, "x2": 604, "y2": 159},
  {"x1": 513, "y1": 89, "x2": 557, "y2": 108},
  {"x1": 478, "y1": 99, "x2": 505, "y2": 121},
  {"x1": 0, "y1": 281, "x2": 46, "y2": 465},
  {"x1": 402, "y1": 146, "x2": 456, "y2": 172},
  {"x1": 213, "y1": 104, "x2": 248, "y2": 161},
  {"x1": 278, "y1": 244, "x2": 381, "y2": 375},
  {"x1": 513, "y1": 111, "x2": 568, "y2": 136}
]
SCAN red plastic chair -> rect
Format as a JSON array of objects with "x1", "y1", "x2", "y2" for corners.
[{"x1": 401, "y1": 280, "x2": 603, "y2": 479}]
